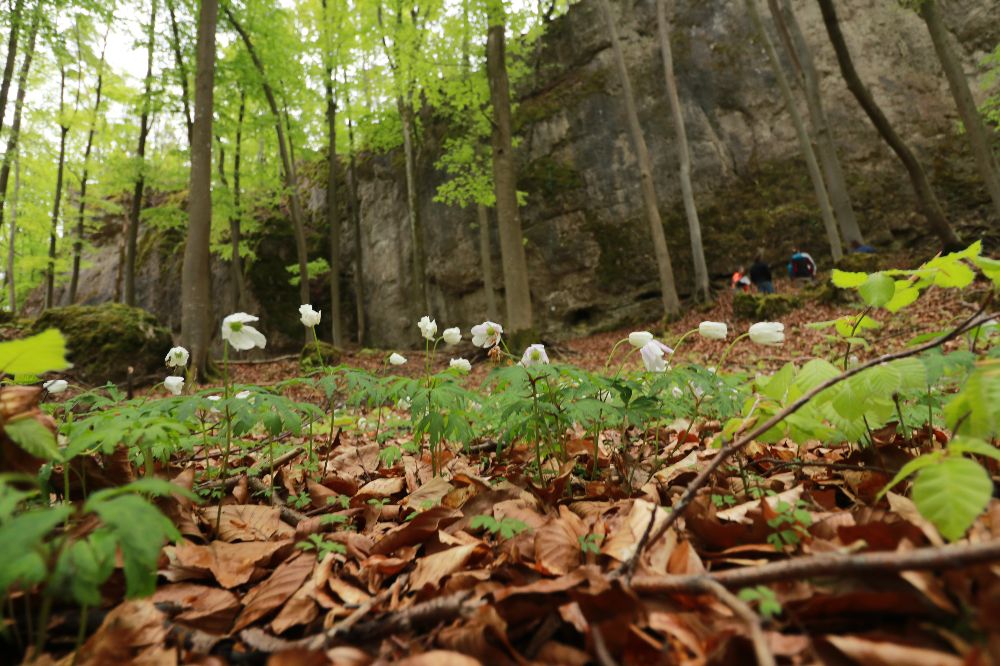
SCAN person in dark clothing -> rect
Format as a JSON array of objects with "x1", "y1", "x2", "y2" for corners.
[
  {"x1": 749, "y1": 254, "x2": 774, "y2": 293},
  {"x1": 850, "y1": 239, "x2": 877, "y2": 254}
]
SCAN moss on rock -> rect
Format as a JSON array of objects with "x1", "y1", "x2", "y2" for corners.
[
  {"x1": 732, "y1": 292, "x2": 801, "y2": 321},
  {"x1": 31, "y1": 303, "x2": 172, "y2": 385},
  {"x1": 300, "y1": 340, "x2": 342, "y2": 372}
]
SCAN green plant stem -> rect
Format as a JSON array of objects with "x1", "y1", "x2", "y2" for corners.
[
  {"x1": 669, "y1": 328, "x2": 699, "y2": 358},
  {"x1": 843, "y1": 307, "x2": 872, "y2": 370},
  {"x1": 715, "y1": 332, "x2": 750, "y2": 374},
  {"x1": 71, "y1": 603, "x2": 88, "y2": 666},
  {"x1": 603, "y1": 337, "x2": 629, "y2": 373},
  {"x1": 311, "y1": 325, "x2": 326, "y2": 373},
  {"x1": 34, "y1": 589, "x2": 53, "y2": 655},
  {"x1": 215, "y1": 343, "x2": 232, "y2": 533}
]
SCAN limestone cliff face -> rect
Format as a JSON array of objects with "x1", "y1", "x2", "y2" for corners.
[{"x1": 50, "y1": 0, "x2": 1000, "y2": 349}]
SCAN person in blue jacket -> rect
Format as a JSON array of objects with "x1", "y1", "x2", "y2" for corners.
[{"x1": 788, "y1": 249, "x2": 816, "y2": 279}]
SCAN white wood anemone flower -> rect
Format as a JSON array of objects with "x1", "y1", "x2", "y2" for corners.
[
  {"x1": 471, "y1": 321, "x2": 503, "y2": 348},
  {"x1": 520, "y1": 344, "x2": 550, "y2": 367},
  {"x1": 698, "y1": 321, "x2": 728, "y2": 340},
  {"x1": 165, "y1": 346, "x2": 190, "y2": 368},
  {"x1": 640, "y1": 340, "x2": 673, "y2": 373},
  {"x1": 418, "y1": 316, "x2": 438, "y2": 340},
  {"x1": 442, "y1": 327, "x2": 462, "y2": 345},
  {"x1": 164, "y1": 376, "x2": 184, "y2": 396},
  {"x1": 222, "y1": 313, "x2": 267, "y2": 351},
  {"x1": 299, "y1": 304, "x2": 322, "y2": 328},
  {"x1": 748, "y1": 322, "x2": 785, "y2": 346}
]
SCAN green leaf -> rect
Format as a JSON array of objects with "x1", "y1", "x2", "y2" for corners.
[
  {"x1": 889, "y1": 358, "x2": 927, "y2": 390},
  {"x1": 793, "y1": 359, "x2": 841, "y2": 394},
  {"x1": 912, "y1": 457, "x2": 992, "y2": 541},
  {"x1": 885, "y1": 281, "x2": 921, "y2": 313},
  {"x1": 4, "y1": 417, "x2": 62, "y2": 461},
  {"x1": 948, "y1": 437, "x2": 1000, "y2": 463},
  {"x1": 876, "y1": 452, "x2": 942, "y2": 501},
  {"x1": 0, "y1": 505, "x2": 73, "y2": 593},
  {"x1": 859, "y1": 273, "x2": 895, "y2": 308},
  {"x1": 0, "y1": 329, "x2": 71, "y2": 375},
  {"x1": 831, "y1": 270, "x2": 867, "y2": 288},
  {"x1": 972, "y1": 255, "x2": 1000, "y2": 287}
]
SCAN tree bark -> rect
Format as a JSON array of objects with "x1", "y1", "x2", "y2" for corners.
[
  {"x1": 6, "y1": 154, "x2": 19, "y2": 312},
  {"x1": 181, "y1": 0, "x2": 219, "y2": 380},
  {"x1": 69, "y1": 33, "x2": 108, "y2": 304},
  {"x1": 224, "y1": 3, "x2": 311, "y2": 313},
  {"x1": 344, "y1": 82, "x2": 366, "y2": 345},
  {"x1": 0, "y1": 0, "x2": 38, "y2": 231},
  {"x1": 816, "y1": 0, "x2": 960, "y2": 249},
  {"x1": 326, "y1": 78, "x2": 342, "y2": 346},
  {"x1": 918, "y1": 0, "x2": 1000, "y2": 220},
  {"x1": 485, "y1": 1, "x2": 534, "y2": 335},
  {"x1": 165, "y1": 0, "x2": 194, "y2": 145},
  {"x1": 477, "y1": 203, "x2": 498, "y2": 321},
  {"x1": 45, "y1": 66, "x2": 69, "y2": 310},
  {"x1": 0, "y1": 0, "x2": 25, "y2": 137},
  {"x1": 397, "y1": 98, "x2": 429, "y2": 318},
  {"x1": 745, "y1": 0, "x2": 842, "y2": 261},
  {"x1": 231, "y1": 91, "x2": 247, "y2": 310},
  {"x1": 597, "y1": 0, "x2": 680, "y2": 316},
  {"x1": 770, "y1": 0, "x2": 863, "y2": 246},
  {"x1": 124, "y1": 0, "x2": 158, "y2": 307},
  {"x1": 656, "y1": 0, "x2": 709, "y2": 301}
]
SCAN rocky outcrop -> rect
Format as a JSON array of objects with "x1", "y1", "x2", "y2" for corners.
[{"x1": 45, "y1": 0, "x2": 1000, "y2": 350}]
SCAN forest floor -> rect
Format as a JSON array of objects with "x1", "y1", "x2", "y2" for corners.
[{"x1": 19, "y1": 272, "x2": 1000, "y2": 666}]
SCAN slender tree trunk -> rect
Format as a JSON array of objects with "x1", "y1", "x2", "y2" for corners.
[
  {"x1": 397, "y1": 98, "x2": 429, "y2": 317},
  {"x1": 485, "y1": 1, "x2": 534, "y2": 334},
  {"x1": 69, "y1": 33, "x2": 108, "y2": 304},
  {"x1": 597, "y1": 0, "x2": 680, "y2": 316},
  {"x1": 165, "y1": 0, "x2": 194, "y2": 144},
  {"x1": 7, "y1": 155, "x2": 19, "y2": 312},
  {"x1": 344, "y1": 84, "x2": 366, "y2": 345},
  {"x1": 124, "y1": 0, "x2": 157, "y2": 307},
  {"x1": 0, "y1": 0, "x2": 38, "y2": 231},
  {"x1": 816, "y1": 0, "x2": 960, "y2": 248},
  {"x1": 918, "y1": 0, "x2": 1000, "y2": 220},
  {"x1": 656, "y1": 0, "x2": 709, "y2": 300},
  {"x1": 326, "y1": 78, "x2": 342, "y2": 345},
  {"x1": 224, "y1": 4, "x2": 311, "y2": 312},
  {"x1": 477, "y1": 203, "x2": 498, "y2": 320},
  {"x1": 182, "y1": 0, "x2": 219, "y2": 380},
  {"x1": 745, "y1": 0, "x2": 842, "y2": 261},
  {"x1": 45, "y1": 67, "x2": 69, "y2": 310},
  {"x1": 231, "y1": 91, "x2": 247, "y2": 310},
  {"x1": 0, "y1": 0, "x2": 25, "y2": 137},
  {"x1": 769, "y1": 0, "x2": 863, "y2": 246}
]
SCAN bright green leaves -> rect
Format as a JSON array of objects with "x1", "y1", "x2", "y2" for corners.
[
  {"x1": 911, "y1": 457, "x2": 992, "y2": 542},
  {"x1": 4, "y1": 417, "x2": 61, "y2": 461},
  {"x1": 944, "y1": 360, "x2": 1000, "y2": 440},
  {"x1": 0, "y1": 329, "x2": 71, "y2": 375},
  {"x1": 830, "y1": 270, "x2": 867, "y2": 289},
  {"x1": 0, "y1": 504, "x2": 73, "y2": 596},
  {"x1": 858, "y1": 272, "x2": 895, "y2": 308}
]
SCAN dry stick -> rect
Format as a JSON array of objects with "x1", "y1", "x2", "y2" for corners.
[
  {"x1": 212, "y1": 353, "x2": 300, "y2": 365},
  {"x1": 692, "y1": 578, "x2": 775, "y2": 666},
  {"x1": 247, "y1": 477, "x2": 306, "y2": 525},
  {"x1": 195, "y1": 445, "x2": 303, "y2": 492},
  {"x1": 590, "y1": 623, "x2": 620, "y2": 666},
  {"x1": 632, "y1": 538, "x2": 1000, "y2": 592},
  {"x1": 621, "y1": 303, "x2": 995, "y2": 577}
]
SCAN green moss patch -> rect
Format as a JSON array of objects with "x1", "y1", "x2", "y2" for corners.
[{"x1": 732, "y1": 292, "x2": 802, "y2": 321}]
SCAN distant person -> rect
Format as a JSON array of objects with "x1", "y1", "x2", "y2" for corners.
[
  {"x1": 749, "y1": 254, "x2": 774, "y2": 294},
  {"x1": 731, "y1": 267, "x2": 751, "y2": 293},
  {"x1": 787, "y1": 249, "x2": 816, "y2": 280},
  {"x1": 850, "y1": 239, "x2": 877, "y2": 254}
]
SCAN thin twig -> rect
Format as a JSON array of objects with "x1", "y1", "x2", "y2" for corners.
[
  {"x1": 631, "y1": 538, "x2": 1000, "y2": 591},
  {"x1": 212, "y1": 353, "x2": 300, "y2": 365},
  {"x1": 690, "y1": 578, "x2": 775, "y2": 666},
  {"x1": 621, "y1": 303, "x2": 994, "y2": 577},
  {"x1": 590, "y1": 623, "x2": 620, "y2": 666},
  {"x1": 749, "y1": 457, "x2": 890, "y2": 474}
]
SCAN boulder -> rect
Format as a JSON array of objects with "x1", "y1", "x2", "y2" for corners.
[
  {"x1": 732, "y1": 292, "x2": 801, "y2": 321},
  {"x1": 300, "y1": 340, "x2": 342, "y2": 373},
  {"x1": 31, "y1": 304, "x2": 172, "y2": 386}
]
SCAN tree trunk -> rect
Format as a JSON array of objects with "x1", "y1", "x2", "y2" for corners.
[
  {"x1": 656, "y1": 0, "x2": 709, "y2": 301},
  {"x1": 0, "y1": 0, "x2": 25, "y2": 137},
  {"x1": 597, "y1": 0, "x2": 680, "y2": 316},
  {"x1": 770, "y1": 0, "x2": 863, "y2": 246},
  {"x1": 918, "y1": 0, "x2": 1000, "y2": 220},
  {"x1": 477, "y1": 203, "x2": 498, "y2": 321},
  {"x1": 745, "y1": 0, "x2": 842, "y2": 262},
  {"x1": 397, "y1": 98, "x2": 429, "y2": 317},
  {"x1": 45, "y1": 66, "x2": 69, "y2": 310},
  {"x1": 165, "y1": 0, "x2": 194, "y2": 144},
  {"x1": 181, "y1": 0, "x2": 219, "y2": 380},
  {"x1": 124, "y1": 0, "x2": 158, "y2": 307},
  {"x1": 224, "y1": 3, "x2": 311, "y2": 312},
  {"x1": 485, "y1": 2, "x2": 534, "y2": 335},
  {"x1": 344, "y1": 87, "x2": 366, "y2": 345},
  {"x1": 0, "y1": 0, "x2": 38, "y2": 232},
  {"x1": 7, "y1": 154, "x2": 19, "y2": 312},
  {"x1": 816, "y1": 0, "x2": 960, "y2": 248},
  {"x1": 70, "y1": 34, "x2": 108, "y2": 304},
  {"x1": 326, "y1": 77, "x2": 342, "y2": 346},
  {"x1": 231, "y1": 91, "x2": 247, "y2": 310}
]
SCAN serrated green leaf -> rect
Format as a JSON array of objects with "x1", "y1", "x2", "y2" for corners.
[
  {"x1": 876, "y1": 452, "x2": 943, "y2": 501},
  {"x1": 949, "y1": 437, "x2": 1000, "y2": 463},
  {"x1": 912, "y1": 457, "x2": 992, "y2": 541},
  {"x1": 885, "y1": 281, "x2": 921, "y2": 313},
  {"x1": 4, "y1": 417, "x2": 62, "y2": 462},
  {"x1": 859, "y1": 273, "x2": 895, "y2": 308},
  {"x1": 831, "y1": 270, "x2": 868, "y2": 288},
  {"x1": 0, "y1": 329, "x2": 71, "y2": 375},
  {"x1": 973, "y1": 255, "x2": 1000, "y2": 287},
  {"x1": 889, "y1": 358, "x2": 927, "y2": 390},
  {"x1": 793, "y1": 359, "x2": 841, "y2": 394},
  {"x1": 866, "y1": 363, "x2": 902, "y2": 396}
]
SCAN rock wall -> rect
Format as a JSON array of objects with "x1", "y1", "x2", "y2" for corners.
[{"x1": 47, "y1": 0, "x2": 1000, "y2": 350}]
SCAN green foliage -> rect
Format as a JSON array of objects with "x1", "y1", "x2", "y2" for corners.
[
  {"x1": 738, "y1": 586, "x2": 782, "y2": 620},
  {"x1": 470, "y1": 514, "x2": 530, "y2": 539},
  {"x1": 0, "y1": 329, "x2": 71, "y2": 376}
]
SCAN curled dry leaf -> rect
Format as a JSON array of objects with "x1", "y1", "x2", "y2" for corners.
[
  {"x1": 824, "y1": 634, "x2": 963, "y2": 666},
  {"x1": 71, "y1": 600, "x2": 169, "y2": 666},
  {"x1": 370, "y1": 505, "x2": 463, "y2": 556},
  {"x1": 233, "y1": 552, "x2": 316, "y2": 632},
  {"x1": 534, "y1": 506, "x2": 588, "y2": 576},
  {"x1": 396, "y1": 650, "x2": 482, "y2": 665},
  {"x1": 152, "y1": 583, "x2": 240, "y2": 635},
  {"x1": 205, "y1": 504, "x2": 285, "y2": 542},
  {"x1": 170, "y1": 540, "x2": 288, "y2": 589},
  {"x1": 410, "y1": 543, "x2": 486, "y2": 591}
]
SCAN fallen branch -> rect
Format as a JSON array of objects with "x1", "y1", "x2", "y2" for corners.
[
  {"x1": 621, "y1": 304, "x2": 994, "y2": 576},
  {"x1": 247, "y1": 477, "x2": 307, "y2": 525},
  {"x1": 212, "y1": 353, "x2": 301, "y2": 365},
  {"x1": 692, "y1": 578, "x2": 775, "y2": 666},
  {"x1": 195, "y1": 446, "x2": 303, "y2": 492},
  {"x1": 631, "y1": 538, "x2": 1000, "y2": 592}
]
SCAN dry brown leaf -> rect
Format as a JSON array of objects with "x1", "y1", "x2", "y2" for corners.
[
  {"x1": 601, "y1": 499, "x2": 670, "y2": 564},
  {"x1": 325, "y1": 646, "x2": 373, "y2": 666},
  {"x1": 328, "y1": 576, "x2": 372, "y2": 605},
  {"x1": 152, "y1": 583, "x2": 240, "y2": 635},
  {"x1": 72, "y1": 600, "x2": 169, "y2": 666},
  {"x1": 270, "y1": 579, "x2": 320, "y2": 634},
  {"x1": 410, "y1": 543, "x2": 483, "y2": 590},
  {"x1": 171, "y1": 540, "x2": 288, "y2": 589},
  {"x1": 370, "y1": 505, "x2": 462, "y2": 555},
  {"x1": 534, "y1": 506, "x2": 588, "y2": 576},
  {"x1": 401, "y1": 475, "x2": 453, "y2": 509},
  {"x1": 716, "y1": 486, "x2": 803, "y2": 524},
  {"x1": 206, "y1": 504, "x2": 283, "y2": 542},
  {"x1": 396, "y1": 651, "x2": 481, "y2": 665},
  {"x1": 824, "y1": 635, "x2": 962, "y2": 666},
  {"x1": 233, "y1": 552, "x2": 316, "y2": 632},
  {"x1": 350, "y1": 476, "x2": 405, "y2": 507}
]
